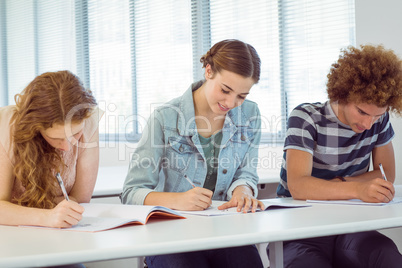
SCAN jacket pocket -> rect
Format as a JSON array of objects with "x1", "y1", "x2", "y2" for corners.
[
  {"x1": 230, "y1": 128, "x2": 254, "y2": 144},
  {"x1": 166, "y1": 136, "x2": 196, "y2": 172}
]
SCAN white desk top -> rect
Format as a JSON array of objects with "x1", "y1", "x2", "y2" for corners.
[
  {"x1": 2, "y1": 200, "x2": 402, "y2": 267},
  {"x1": 93, "y1": 165, "x2": 280, "y2": 197}
]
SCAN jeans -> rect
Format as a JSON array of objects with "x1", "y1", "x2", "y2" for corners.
[
  {"x1": 146, "y1": 245, "x2": 263, "y2": 268},
  {"x1": 267, "y1": 231, "x2": 402, "y2": 268}
]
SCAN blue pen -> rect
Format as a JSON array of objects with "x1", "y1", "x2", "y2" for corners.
[
  {"x1": 379, "y1": 163, "x2": 388, "y2": 181},
  {"x1": 56, "y1": 172, "x2": 70, "y2": 201}
]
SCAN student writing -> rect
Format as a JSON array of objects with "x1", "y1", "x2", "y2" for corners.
[
  {"x1": 0, "y1": 70, "x2": 102, "y2": 229},
  {"x1": 271, "y1": 45, "x2": 402, "y2": 267},
  {"x1": 122, "y1": 39, "x2": 264, "y2": 268}
]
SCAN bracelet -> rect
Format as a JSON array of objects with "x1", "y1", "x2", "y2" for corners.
[{"x1": 334, "y1": 176, "x2": 346, "y2": 182}]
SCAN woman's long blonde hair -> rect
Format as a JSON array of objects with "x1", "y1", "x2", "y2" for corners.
[{"x1": 11, "y1": 70, "x2": 97, "y2": 208}]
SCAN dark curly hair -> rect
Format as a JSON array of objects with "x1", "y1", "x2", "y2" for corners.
[{"x1": 327, "y1": 45, "x2": 402, "y2": 115}]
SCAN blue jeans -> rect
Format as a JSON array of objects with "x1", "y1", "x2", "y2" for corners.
[
  {"x1": 267, "y1": 231, "x2": 402, "y2": 268},
  {"x1": 146, "y1": 245, "x2": 263, "y2": 268}
]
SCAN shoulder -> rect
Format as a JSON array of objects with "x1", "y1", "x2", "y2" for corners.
[
  {"x1": 0, "y1": 105, "x2": 17, "y2": 139},
  {"x1": 291, "y1": 102, "x2": 326, "y2": 117},
  {"x1": 81, "y1": 107, "x2": 103, "y2": 143},
  {"x1": 231, "y1": 99, "x2": 260, "y2": 119},
  {"x1": 150, "y1": 97, "x2": 181, "y2": 125},
  {"x1": 151, "y1": 89, "x2": 191, "y2": 125},
  {"x1": 0, "y1": 105, "x2": 17, "y2": 122},
  {"x1": 241, "y1": 99, "x2": 260, "y2": 114},
  {"x1": 288, "y1": 102, "x2": 327, "y2": 126},
  {"x1": 0, "y1": 106, "x2": 17, "y2": 157}
]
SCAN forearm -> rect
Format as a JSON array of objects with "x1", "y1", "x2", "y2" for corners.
[
  {"x1": 143, "y1": 191, "x2": 184, "y2": 210},
  {"x1": 0, "y1": 200, "x2": 47, "y2": 226},
  {"x1": 346, "y1": 169, "x2": 395, "y2": 183},
  {"x1": 289, "y1": 176, "x2": 360, "y2": 201}
]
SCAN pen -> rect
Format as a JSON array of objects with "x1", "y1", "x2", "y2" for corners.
[
  {"x1": 56, "y1": 172, "x2": 70, "y2": 201},
  {"x1": 184, "y1": 174, "x2": 195, "y2": 188},
  {"x1": 379, "y1": 163, "x2": 388, "y2": 181}
]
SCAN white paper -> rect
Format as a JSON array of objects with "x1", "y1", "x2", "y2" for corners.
[{"x1": 177, "y1": 198, "x2": 310, "y2": 216}]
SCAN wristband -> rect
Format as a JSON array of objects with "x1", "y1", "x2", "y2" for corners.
[{"x1": 334, "y1": 176, "x2": 346, "y2": 182}]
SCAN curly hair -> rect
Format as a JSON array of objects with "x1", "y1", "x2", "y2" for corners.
[
  {"x1": 11, "y1": 70, "x2": 97, "y2": 209},
  {"x1": 200, "y1": 39, "x2": 261, "y2": 83},
  {"x1": 327, "y1": 45, "x2": 402, "y2": 114}
]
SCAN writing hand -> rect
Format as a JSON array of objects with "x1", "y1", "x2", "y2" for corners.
[
  {"x1": 45, "y1": 200, "x2": 84, "y2": 228},
  {"x1": 179, "y1": 187, "x2": 213, "y2": 211},
  {"x1": 357, "y1": 178, "x2": 395, "y2": 203},
  {"x1": 218, "y1": 185, "x2": 265, "y2": 213}
]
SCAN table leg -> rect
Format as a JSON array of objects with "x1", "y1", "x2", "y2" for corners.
[
  {"x1": 136, "y1": 257, "x2": 144, "y2": 268},
  {"x1": 268, "y1": 241, "x2": 283, "y2": 268}
]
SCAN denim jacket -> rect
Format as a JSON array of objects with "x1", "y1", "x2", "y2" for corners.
[{"x1": 122, "y1": 81, "x2": 261, "y2": 205}]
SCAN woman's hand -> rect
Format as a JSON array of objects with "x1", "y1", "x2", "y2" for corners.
[
  {"x1": 178, "y1": 187, "x2": 213, "y2": 211},
  {"x1": 218, "y1": 185, "x2": 265, "y2": 213},
  {"x1": 44, "y1": 200, "x2": 84, "y2": 228}
]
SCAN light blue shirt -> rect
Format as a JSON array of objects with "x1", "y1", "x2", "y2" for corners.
[{"x1": 121, "y1": 80, "x2": 262, "y2": 205}]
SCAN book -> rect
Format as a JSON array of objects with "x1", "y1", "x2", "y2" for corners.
[
  {"x1": 177, "y1": 198, "x2": 310, "y2": 216},
  {"x1": 22, "y1": 203, "x2": 186, "y2": 232}
]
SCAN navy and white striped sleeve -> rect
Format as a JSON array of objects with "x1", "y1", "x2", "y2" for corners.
[{"x1": 284, "y1": 106, "x2": 316, "y2": 155}]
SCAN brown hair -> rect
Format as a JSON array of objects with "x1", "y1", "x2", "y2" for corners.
[
  {"x1": 200, "y1": 39, "x2": 261, "y2": 83},
  {"x1": 327, "y1": 45, "x2": 402, "y2": 114},
  {"x1": 11, "y1": 70, "x2": 97, "y2": 208}
]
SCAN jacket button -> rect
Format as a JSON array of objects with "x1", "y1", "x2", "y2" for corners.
[
  {"x1": 222, "y1": 169, "x2": 227, "y2": 174},
  {"x1": 219, "y1": 191, "x2": 224, "y2": 196},
  {"x1": 241, "y1": 135, "x2": 246, "y2": 141},
  {"x1": 179, "y1": 145, "x2": 183, "y2": 152}
]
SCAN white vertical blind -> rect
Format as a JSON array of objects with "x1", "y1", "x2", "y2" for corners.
[
  {"x1": 209, "y1": 0, "x2": 283, "y2": 139},
  {"x1": 5, "y1": 0, "x2": 76, "y2": 104},
  {"x1": 5, "y1": 0, "x2": 36, "y2": 102},
  {"x1": 0, "y1": 0, "x2": 356, "y2": 142},
  {"x1": 0, "y1": 1, "x2": 6, "y2": 107},
  {"x1": 36, "y1": 0, "x2": 76, "y2": 74},
  {"x1": 133, "y1": 0, "x2": 193, "y2": 133},
  {"x1": 280, "y1": 0, "x2": 356, "y2": 113},
  {"x1": 85, "y1": 0, "x2": 133, "y2": 137}
]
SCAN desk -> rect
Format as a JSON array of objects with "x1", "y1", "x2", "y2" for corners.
[
  {"x1": 93, "y1": 165, "x2": 280, "y2": 198},
  {"x1": 93, "y1": 166, "x2": 128, "y2": 197},
  {"x1": 2, "y1": 200, "x2": 402, "y2": 268}
]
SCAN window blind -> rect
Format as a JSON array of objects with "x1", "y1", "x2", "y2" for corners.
[
  {"x1": 0, "y1": 0, "x2": 356, "y2": 143},
  {"x1": 4, "y1": 0, "x2": 76, "y2": 103},
  {"x1": 209, "y1": 0, "x2": 283, "y2": 140},
  {"x1": 84, "y1": 0, "x2": 133, "y2": 139},
  {"x1": 279, "y1": 0, "x2": 356, "y2": 114},
  {"x1": 133, "y1": 0, "x2": 193, "y2": 137},
  {"x1": 5, "y1": 0, "x2": 37, "y2": 102}
]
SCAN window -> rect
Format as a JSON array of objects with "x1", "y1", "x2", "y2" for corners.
[{"x1": 0, "y1": 0, "x2": 355, "y2": 143}]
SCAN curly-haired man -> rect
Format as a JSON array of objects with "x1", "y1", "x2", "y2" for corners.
[{"x1": 272, "y1": 45, "x2": 402, "y2": 267}]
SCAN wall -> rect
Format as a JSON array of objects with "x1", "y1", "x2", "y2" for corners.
[
  {"x1": 355, "y1": 0, "x2": 402, "y2": 252},
  {"x1": 355, "y1": 0, "x2": 402, "y2": 184}
]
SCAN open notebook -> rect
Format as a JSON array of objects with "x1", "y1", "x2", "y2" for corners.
[
  {"x1": 21, "y1": 203, "x2": 185, "y2": 232},
  {"x1": 177, "y1": 198, "x2": 310, "y2": 216}
]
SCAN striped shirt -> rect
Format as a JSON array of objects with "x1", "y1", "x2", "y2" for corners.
[{"x1": 277, "y1": 101, "x2": 395, "y2": 197}]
